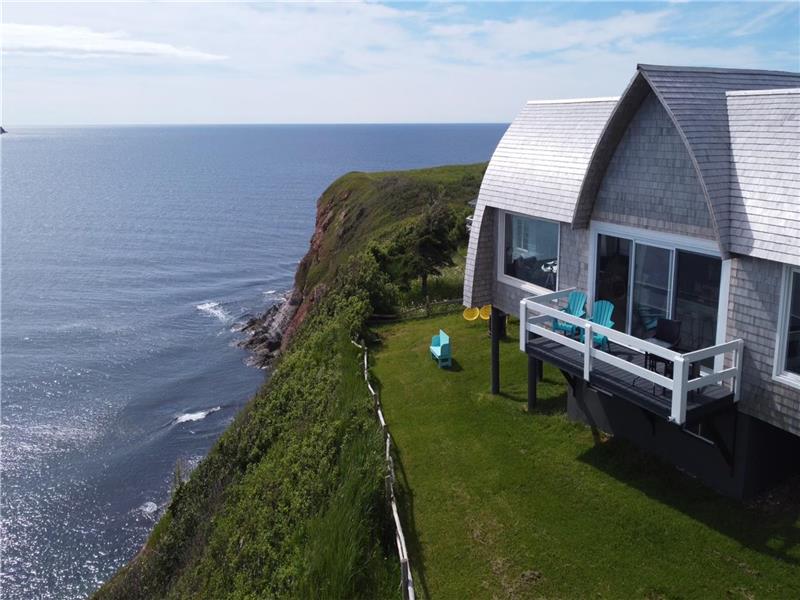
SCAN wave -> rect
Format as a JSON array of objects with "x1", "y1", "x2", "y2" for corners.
[
  {"x1": 139, "y1": 501, "x2": 158, "y2": 515},
  {"x1": 174, "y1": 406, "x2": 221, "y2": 424},
  {"x1": 196, "y1": 301, "x2": 232, "y2": 323}
]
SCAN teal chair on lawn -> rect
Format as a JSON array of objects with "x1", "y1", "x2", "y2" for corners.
[
  {"x1": 430, "y1": 329, "x2": 452, "y2": 368},
  {"x1": 579, "y1": 300, "x2": 615, "y2": 350},
  {"x1": 552, "y1": 291, "x2": 587, "y2": 337}
]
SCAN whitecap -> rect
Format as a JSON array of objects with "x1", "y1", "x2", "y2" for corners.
[
  {"x1": 140, "y1": 501, "x2": 158, "y2": 515},
  {"x1": 195, "y1": 301, "x2": 231, "y2": 323},
  {"x1": 174, "y1": 406, "x2": 221, "y2": 424}
]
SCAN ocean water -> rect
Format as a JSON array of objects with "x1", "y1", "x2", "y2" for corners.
[{"x1": 0, "y1": 124, "x2": 507, "y2": 599}]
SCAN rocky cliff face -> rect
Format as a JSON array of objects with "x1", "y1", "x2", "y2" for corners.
[{"x1": 237, "y1": 187, "x2": 341, "y2": 367}]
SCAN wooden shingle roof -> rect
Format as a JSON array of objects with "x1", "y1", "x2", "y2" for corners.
[
  {"x1": 477, "y1": 97, "x2": 617, "y2": 223},
  {"x1": 727, "y1": 88, "x2": 800, "y2": 266}
]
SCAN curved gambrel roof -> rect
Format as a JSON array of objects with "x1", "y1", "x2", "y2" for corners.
[
  {"x1": 572, "y1": 64, "x2": 800, "y2": 254},
  {"x1": 477, "y1": 97, "x2": 618, "y2": 223},
  {"x1": 463, "y1": 97, "x2": 616, "y2": 307}
]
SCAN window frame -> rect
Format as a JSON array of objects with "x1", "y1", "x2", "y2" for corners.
[
  {"x1": 587, "y1": 222, "x2": 730, "y2": 371},
  {"x1": 496, "y1": 209, "x2": 561, "y2": 295},
  {"x1": 773, "y1": 264, "x2": 800, "y2": 390}
]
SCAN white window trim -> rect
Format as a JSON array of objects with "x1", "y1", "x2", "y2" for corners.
[
  {"x1": 773, "y1": 264, "x2": 800, "y2": 390},
  {"x1": 587, "y1": 221, "x2": 730, "y2": 369},
  {"x1": 496, "y1": 209, "x2": 561, "y2": 296}
]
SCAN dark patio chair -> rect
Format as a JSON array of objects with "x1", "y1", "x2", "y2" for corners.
[{"x1": 646, "y1": 318, "x2": 682, "y2": 378}]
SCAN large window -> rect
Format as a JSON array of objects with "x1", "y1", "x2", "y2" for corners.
[
  {"x1": 503, "y1": 213, "x2": 559, "y2": 291},
  {"x1": 775, "y1": 267, "x2": 800, "y2": 385}
]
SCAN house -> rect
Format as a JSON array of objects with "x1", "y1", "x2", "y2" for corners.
[{"x1": 464, "y1": 64, "x2": 800, "y2": 499}]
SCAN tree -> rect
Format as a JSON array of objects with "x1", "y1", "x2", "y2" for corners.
[{"x1": 391, "y1": 193, "x2": 458, "y2": 298}]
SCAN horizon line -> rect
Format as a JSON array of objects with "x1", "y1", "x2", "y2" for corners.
[{"x1": 2, "y1": 121, "x2": 511, "y2": 129}]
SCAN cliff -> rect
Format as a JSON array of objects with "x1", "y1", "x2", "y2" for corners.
[
  {"x1": 239, "y1": 164, "x2": 486, "y2": 367},
  {"x1": 93, "y1": 162, "x2": 486, "y2": 599}
]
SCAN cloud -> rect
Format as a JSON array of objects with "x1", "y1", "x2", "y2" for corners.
[
  {"x1": 1, "y1": 23, "x2": 226, "y2": 61},
  {"x1": 730, "y1": 3, "x2": 796, "y2": 37},
  {"x1": 428, "y1": 9, "x2": 673, "y2": 64},
  {"x1": 1, "y1": 2, "x2": 796, "y2": 125}
]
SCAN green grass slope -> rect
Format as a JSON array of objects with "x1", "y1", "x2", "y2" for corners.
[
  {"x1": 372, "y1": 313, "x2": 800, "y2": 599},
  {"x1": 296, "y1": 164, "x2": 485, "y2": 297},
  {"x1": 93, "y1": 163, "x2": 485, "y2": 599}
]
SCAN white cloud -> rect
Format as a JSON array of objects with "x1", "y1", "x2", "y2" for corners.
[
  {"x1": 1, "y1": 2, "x2": 796, "y2": 125},
  {"x1": 730, "y1": 3, "x2": 796, "y2": 37},
  {"x1": 1, "y1": 23, "x2": 226, "y2": 61},
  {"x1": 430, "y1": 9, "x2": 673, "y2": 60}
]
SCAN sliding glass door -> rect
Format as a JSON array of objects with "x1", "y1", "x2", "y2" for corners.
[
  {"x1": 595, "y1": 235, "x2": 631, "y2": 333},
  {"x1": 593, "y1": 233, "x2": 722, "y2": 352},
  {"x1": 673, "y1": 251, "x2": 722, "y2": 359},
  {"x1": 631, "y1": 244, "x2": 672, "y2": 338}
]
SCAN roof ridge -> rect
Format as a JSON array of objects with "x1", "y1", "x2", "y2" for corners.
[
  {"x1": 526, "y1": 96, "x2": 619, "y2": 106},
  {"x1": 637, "y1": 63, "x2": 800, "y2": 77}
]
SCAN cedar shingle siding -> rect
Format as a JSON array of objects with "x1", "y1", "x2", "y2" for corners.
[
  {"x1": 557, "y1": 226, "x2": 590, "y2": 292},
  {"x1": 463, "y1": 205, "x2": 495, "y2": 307},
  {"x1": 592, "y1": 92, "x2": 716, "y2": 239},
  {"x1": 728, "y1": 257, "x2": 800, "y2": 435}
]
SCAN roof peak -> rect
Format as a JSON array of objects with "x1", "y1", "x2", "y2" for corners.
[{"x1": 637, "y1": 63, "x2": 800, "y2": 77}]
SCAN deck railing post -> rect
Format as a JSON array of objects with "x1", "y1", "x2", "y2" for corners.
[
  {"x1": 583, "y1": 324, "x2": 592, "y2": 382},
  {"x1": 519, "y1": 299, "x2": 527, "y2": 353},
  {"x1": 670, "y1": 356, "x2": 689, "y2": 424}
]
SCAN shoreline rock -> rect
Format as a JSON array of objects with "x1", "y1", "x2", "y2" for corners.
[{"x1": 237, "y1": 287, "x2": 302, "y2": 368}]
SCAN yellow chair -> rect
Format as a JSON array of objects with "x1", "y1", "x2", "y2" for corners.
[
  {"x1": 463, "y1": 307, "x2": 480, "y2": 321},
  {"x1": 479, "y1": 305, "x2": 492, "y2": 320}
]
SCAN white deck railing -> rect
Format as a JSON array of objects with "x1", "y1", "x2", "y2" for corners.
[{"x1": 520, "y1": 289, "x2": 744, "y2": 425}]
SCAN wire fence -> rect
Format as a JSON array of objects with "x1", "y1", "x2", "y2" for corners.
[{"x1": 351, "y1": 339, "x2": 415, "y2": 600}]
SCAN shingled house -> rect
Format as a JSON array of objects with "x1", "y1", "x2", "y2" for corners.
[{"x1": 464, "y1": 65, "x2": 800, "y2": 499}]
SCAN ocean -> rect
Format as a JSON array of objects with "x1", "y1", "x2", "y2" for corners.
[{"x1": 0, "y1": 124, "x2": 507, "y2": 599}]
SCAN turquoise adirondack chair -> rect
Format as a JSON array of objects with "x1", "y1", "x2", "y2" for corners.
[
  {"x1": 430, "y1": 329, "x2": 452, "y2": 368},
  {"x1": 579, "y1": 300, "x2": 615, "y2": 350},
  {"x1": 552, "y1": 291, "x2": 587, "y2": 336}
]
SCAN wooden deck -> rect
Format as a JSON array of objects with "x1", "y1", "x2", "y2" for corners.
[{"x1": 527, "y1": 336, "x2": 735, "y2": 426}]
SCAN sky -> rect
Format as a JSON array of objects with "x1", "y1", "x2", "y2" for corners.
[{"x1": 1, "y1": 1, "x2": 798, "y2": 125}]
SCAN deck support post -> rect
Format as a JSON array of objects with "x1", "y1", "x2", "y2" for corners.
[
  {"x1": 490, "y1": 307, "x2": 503, "y2": 394},
  {"x1": 528, "y1": 354, "x2": 538, "y2": 412}
]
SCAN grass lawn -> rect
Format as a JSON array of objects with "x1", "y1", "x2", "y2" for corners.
[{"x1": 371, "y1": 312, "x2": 800, "y2": 599}]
